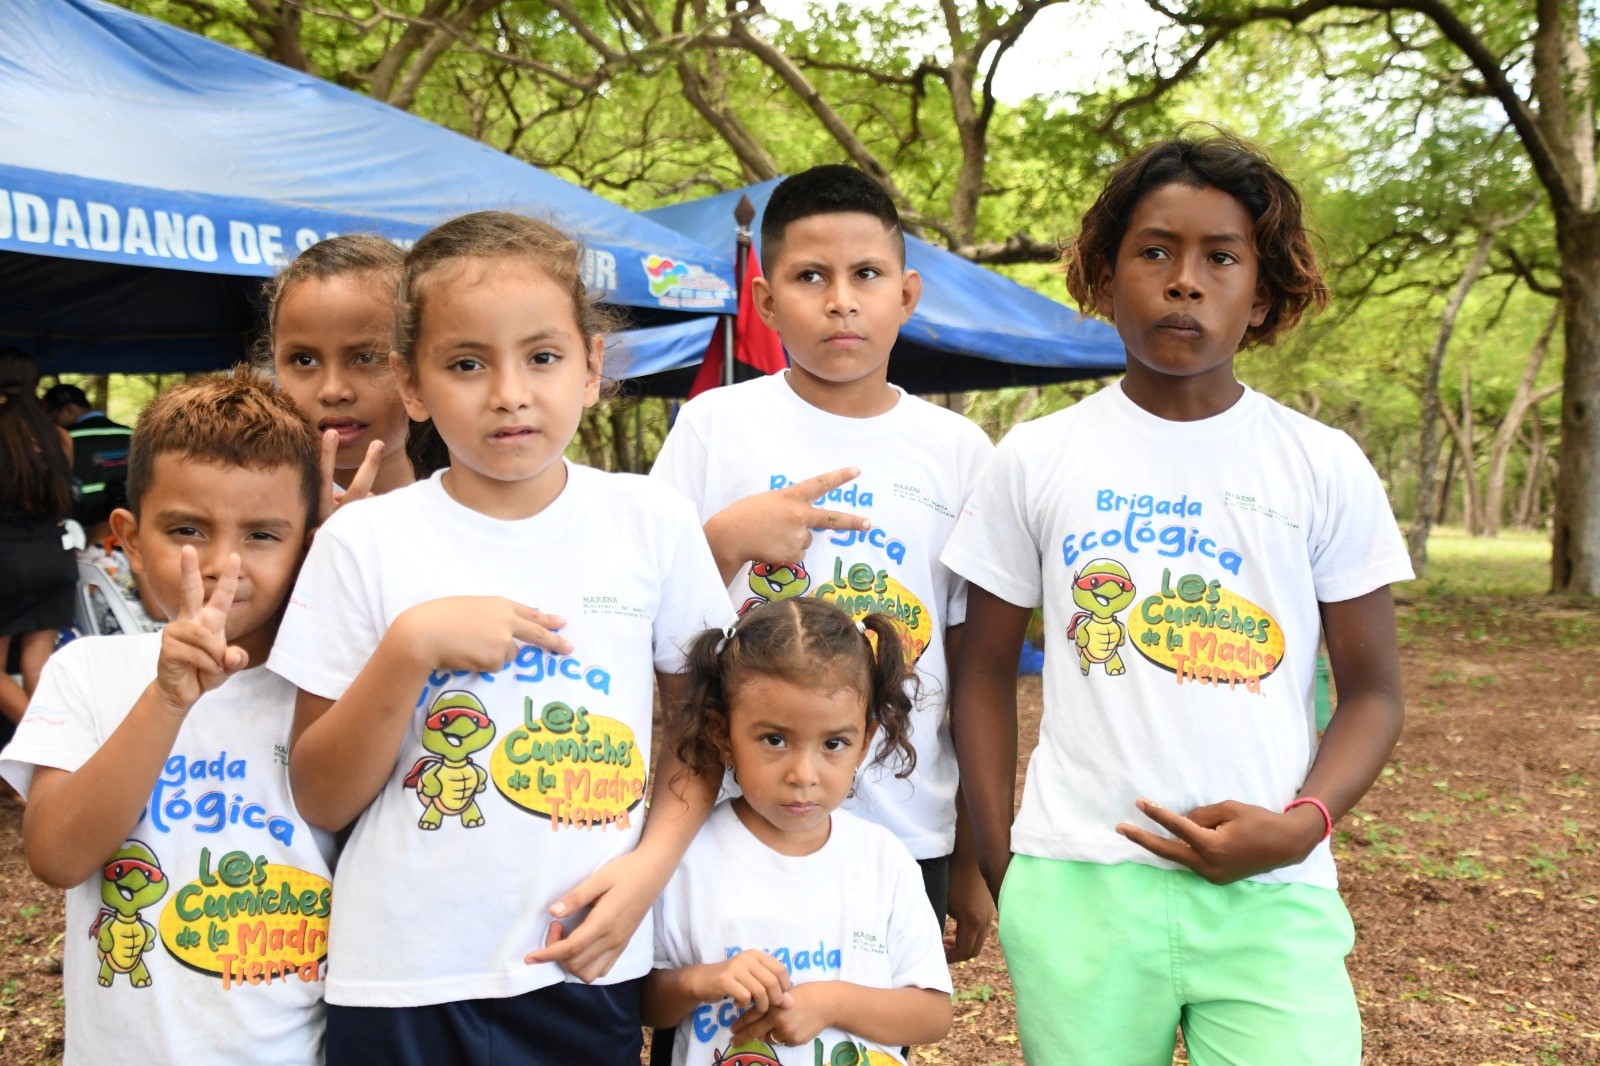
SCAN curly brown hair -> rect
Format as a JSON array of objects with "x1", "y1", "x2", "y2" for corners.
[
  {"x1": 669, "y1": 598, "x2": 918, "y2": 786},
  {"x1": 1063, "y1": 130, "x2": 1328, "y2": 348}
]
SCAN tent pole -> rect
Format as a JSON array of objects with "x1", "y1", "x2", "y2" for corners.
[{"x1": 727, "y1": 195, "x2": 756, "y2": 388}]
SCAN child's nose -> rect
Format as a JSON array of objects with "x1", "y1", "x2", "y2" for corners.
[
  {"x1": 1166, "y1": 257, "x2": 1203, "y2": 300},
  {"x1": 318, "y1": 363, "x2": 355, "y2": 403},
  {"x1": 824, "y1": 277, "x2": 859, "y2": 316},
  {"x1": 488, "y1": 362, "x2": 529, "y2": 409}
]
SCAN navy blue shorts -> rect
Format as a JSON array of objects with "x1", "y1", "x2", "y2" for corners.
[{"x1": 326, "y1": 978, "x2": 643, "y2": 1065}]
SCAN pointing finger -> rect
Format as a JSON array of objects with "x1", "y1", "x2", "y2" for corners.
[
  {"x1": 788, "y1": 466, "x2": 861, "y2": 501},
  {"x1": 318, "y1": 430, "x2": 340, "y2": 520},
  {"x1": 180, "y1": 545, "x2": 205, "y2": 619},
  {"x1": 1132, "y1": 798, "x2": 1209, "y2": 849},
  {"x1": 805, "y1": 506, "x2": 871, "y2": 532},
  {"x1": 343, "y1": 440, "x2": 385, "y2": 504},
  {"x1": 1116, "y1": 823, "x2": 1201, "y2": 869},
  {"x1": 205, "y1": 554, "x2": 242, "y2": 625}
]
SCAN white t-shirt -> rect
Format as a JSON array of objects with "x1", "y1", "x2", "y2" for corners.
[
  {"x1": 651, "y1": 372, "x2": 993, "y2": 858},
  {"x1": 0, "y1": 635, "x2": 335, "y2": 1066},
  {"x1": 941, "y1": 383, "x2": 1413, "y2": 889},
  {"x1": 267, "y1": 464, "x2": 730, "y2": 1006},
  {"x1": 653, "y1": 802, "x2": 952, "y2": 1066}
]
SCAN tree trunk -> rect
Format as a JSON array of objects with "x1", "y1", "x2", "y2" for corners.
[
  {"x1": 1552, "y1": 213, "x2": 1600, "y2": 593},
  {"x1": 1407, "y1": 230, "x2": 1496, "y2": 573},
  {"x1": 1484, "y1": 306, "x2": 1562, "y2": 535},
  {"x1": 1434, "y1": 439, "x2": 1457, "y2": 527},
  {"x1": 1517, "y1": 410, "x2": 1548, "y2": 528}
]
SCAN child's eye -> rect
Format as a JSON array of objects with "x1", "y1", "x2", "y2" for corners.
[
  {"x1": 448, "y1": 357, "x2": 483, "y2": 372},
  {"x1": 245, "y1": 531, "x2": 282, "y2": 543},
  {"x1": 759, "y1": 733, "x2": 787, "y2": 749},
  {"x1": 823, "y1": 737, "x2": 850, "y2": 752},
  {"x1": 530, "y1": 351, "x2": 559, "y2": 366},
  {"x1": 1210, "y1": 250, "x2": 1240, "y2": 265},
  {"x1": 289, "y1": 352, "x2": 318, "y2": 368},
  {"x1": 352, "y1": 350, "x2": 381, "y2": 366},
  {"x1": 168, "y1": 526, "x2": 202, "y2": 539},
  {"x1": 796, "y1": 269, "x2": 823, "y2": 284},
  {"x1": 1139, "y1": 246, "x2": 1169, "y2": 261},
  {"x1": 856, "y1": 267, "x2": 881, "y2": 281}
]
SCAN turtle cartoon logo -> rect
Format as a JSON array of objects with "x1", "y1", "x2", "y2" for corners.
[
  {"x1": 90, "y1": 840, "x2": 167, "y2": 988},
  {"x1": 739, "y1": 561, "x2": 810, "y2": 617},
  {"x1": 1065, "y1": 559, "x2": 1136, "y2": 676},
  {"x1": 713, "y1": 1039, "x2": 783, "y2": 1066},
  {"x1": 404, "y1": 690, "x2": 496, "y2": 829}
]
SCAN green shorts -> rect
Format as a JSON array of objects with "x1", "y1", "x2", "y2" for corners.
[{"x1": 998, "y1": 856, "x2": 1359, "y2": 1065}]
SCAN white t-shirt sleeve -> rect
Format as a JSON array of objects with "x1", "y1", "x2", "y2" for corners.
[
  {"x1": 652, "y1": 495, "x2": 736, "y2": 674},
  {"x1": 1308, "y1": 432, "x2": 1415, "y2": 603},
  {"x1": 940, "y1": 430, "x2": 1043, "y2": 609},
  {"x1": 650, "y1": 405, "x2": 712, "y2": 518},
  {"x1": 885, "y1": 844, "x2": 954, "y2": 994},
  {"x1": 940, "y1": 428, "x2": 995, "y2": 629},
  {"x1": 0, "y1": 643, "x2": 103, "y2": 796},
  {"x1": 267, "y1": 517, "x2": 383, "y2": 699}
]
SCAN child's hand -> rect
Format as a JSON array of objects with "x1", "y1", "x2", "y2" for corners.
[
  {"x1": 731, "y1": 981, "x2": 838, "y2": 1049},
  {"x1": 154, "y1": 547, "x2": 248, "y2": 717},
  {"x1": 1116, "y1": 797, "x2": 1328, "y2": 884},
  {"x1": 705, "y1": 466, "x2": 871, "y2": 575},
  {"x1": 394, "y1": 597, "x2": 571, "y2": 672},
  {"x1": 691, "y1": 951, "x2": 793, "y2": 1015},
  {"x1": 317, "y1": 431, "x2": 384, "y2": 525},
  {"x1": 522, "y1": 846, "x2": 657, "y2": 982}
]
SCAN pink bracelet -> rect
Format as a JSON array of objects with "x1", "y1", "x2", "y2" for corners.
[{"x1": 1285, "y1": 796, "x2": 1334, "y2": 841}]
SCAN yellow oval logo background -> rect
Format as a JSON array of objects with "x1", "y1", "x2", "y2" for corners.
[
  {"x1": 1133, "y1": 584, "x2": 1285, "y2": 680},
  {"x1": 815, "y1": 575, "x2": 931, "y2": 667},
  {"x1": 158, "y1": 863, "x2": 329, "y2": 981},
  {"x1": 491, "y1": 714, "x2": 646, "y2": 825}
]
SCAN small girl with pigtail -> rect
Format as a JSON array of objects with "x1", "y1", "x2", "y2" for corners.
[{"x1": 645, "y1": 598, "x2": 953, "y2": 1066}]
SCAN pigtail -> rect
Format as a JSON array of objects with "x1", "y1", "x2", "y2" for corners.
[
  {"x1": 405, "y1": 418, "x2": 451, "y2": 480},
  {"x1": 859, "y1": 614, "x2": 918, "y2": 779},
  {"x1": 666, "y1": 625, "x2": 737, "y2": 794}
]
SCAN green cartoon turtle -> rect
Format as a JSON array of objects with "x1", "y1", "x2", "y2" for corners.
[
  {"x1": 404, "y1": 690, "x2": 496, "y2": 829},
  {"x1": 739, "y1": 561, "x2": 811, "y2": 617},
  {"x1": 90, "y1": 840, "x2": 168, "y2": 987},
  {"x1": 1065, "y1": 559, "x2": 1136, "y2": 676}
]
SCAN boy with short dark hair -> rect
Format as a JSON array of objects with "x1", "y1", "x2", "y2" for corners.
[
  {"x1": 1, "y1": 373, "x2": 333, "y2": 1064},
  {"x1": 651, "y1": 164, "x2": 996, "y2": 963}
]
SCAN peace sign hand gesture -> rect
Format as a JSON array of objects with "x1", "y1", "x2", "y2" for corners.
[
  {"x1": 153, "y1": 546, "x2": 250, "y2": 718},
  {"x1": 317, "y1": 431, "x2": 385, "y2": 526}
]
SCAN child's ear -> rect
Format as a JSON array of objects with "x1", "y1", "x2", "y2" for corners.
[
  {"x1": 391, "y1": 351, "x2": 430, "y2": 421},
  {"x1": 1250, "y1": 276, "x2": 1270, "y2": 329},
  {"x1": 1095, "y1": 265, "x2": 1116, "y2": 320},
  {"x1": 751, "y1": 274, "x2": 778, "y2": 330},
  {"x1": 108, "y1": 508, "x2": 143, "y2": 575},
  {"x1": 711, "y1": 716, "x2": 734, "y2": 767},
  {"x1": 898, "y1": 268, "x2": 922, "y2": 324},
  {"x1": 584, "y1": 335, "x2": 604, "y2": 408}
]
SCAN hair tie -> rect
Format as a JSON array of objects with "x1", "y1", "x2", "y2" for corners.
[
  {"x1": 714, "y1": 622, "x2": 738, "y2": 656},
  {"x1": 854, "y1": 618, "x2": 867, "y2": 636}
]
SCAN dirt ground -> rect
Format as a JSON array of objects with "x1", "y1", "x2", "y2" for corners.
[{"x1": 1, "y1": 596, "x2": 1596, "y2": 1065}]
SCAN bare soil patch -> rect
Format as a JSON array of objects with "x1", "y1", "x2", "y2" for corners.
[{"x1": 2, "y1": 598, "x2": 1596, "y2": 1064}]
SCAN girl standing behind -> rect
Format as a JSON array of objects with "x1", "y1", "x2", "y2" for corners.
[
  {"x1": 646, "y1": 599, "x2": 952, "y2": 1065},
  {"x1": 268, "y1": 212, "x2": 731, "y2": 1065},
  {"x1": 0, "y1": 348, "x2": 76, "y2": 727},
  {"x1": 267, "y1": 235, "x2": 411, "y2": 519}
]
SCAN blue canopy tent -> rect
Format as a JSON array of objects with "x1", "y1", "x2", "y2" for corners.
[
  {"x1": 640, "y1": 178, "x2": 1125, "y2": 394},
  {"x1": 0, "y1": 0, "x2": 734, "y2": 375}
]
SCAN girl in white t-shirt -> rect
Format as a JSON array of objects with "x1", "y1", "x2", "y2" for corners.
[
  {"x1": 268, "y1": 211, "x2": 729, "y2": 1065},
  {"x1": 265, "y1": 234, "x2": 413, "y2": 521},
  {"x1": 645, "y1": 598, "x2": 953, "y2": 1065}
]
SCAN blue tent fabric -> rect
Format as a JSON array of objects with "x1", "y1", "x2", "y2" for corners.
[
  {"x1": 643, "y1": 178, "x2": 1125, "y2": 392},
  {"x1": 0, "y1": 0, "x2": 735, "y2": 371}
]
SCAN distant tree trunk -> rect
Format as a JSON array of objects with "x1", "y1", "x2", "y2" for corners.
[
  {"x1": 1552, "y1": 216, "x2": 1600, "y2": 591},
  {"x1": 607, "y1": 404, "x2": 636, "y2": 474},
  {"x1": 1439, "y1": 398, "x2": 1481, "y2": 535},
  {"x1": 1517, "y1": 412, "x2": 1548, "y2": 528},
  {"x1": 1434, "y1": 440, "x2": 1457, "y2": 526},
  {"x1": 1484, "y1": 306, "x2": 1563, "y2": 535},
  {"x1": 1407, "y1": 229, "x2": 1496, "y2": 573}
]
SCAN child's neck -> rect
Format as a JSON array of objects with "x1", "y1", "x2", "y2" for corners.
[
  {"x1": 731, "y1": 796, "x2": 831, "y2": 857},
  {"x1": 783, "y1": 369, "x2": 899, "y2": 419},
  {"x1": 232, "y1": 613, "x2": 283, "y2": 674},
  {"x1": 1120, "y1": 364, "x2": 1245, "y2": 422}
]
